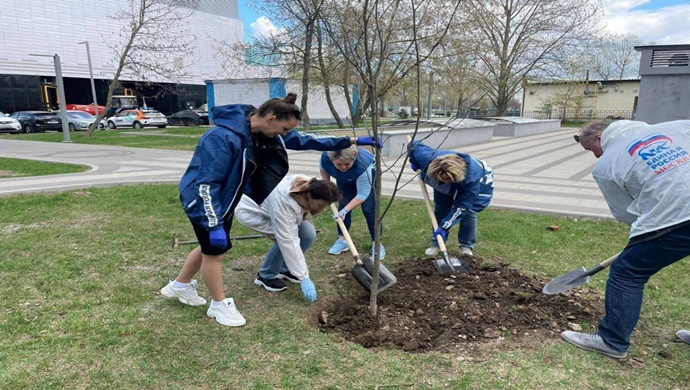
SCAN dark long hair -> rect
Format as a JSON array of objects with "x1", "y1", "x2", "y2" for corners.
[
  {"x1": 309, "y1": 180, "x2": 341, "y2": 203},
  {"x1": 253, "y1": 92, "x2": 302, "y2": 121}
]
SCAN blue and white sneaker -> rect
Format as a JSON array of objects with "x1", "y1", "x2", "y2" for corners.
[
  {"x1": 328, "y1": 239, "x2": 349, "y2": 255},
  {"x1": 371, "y1": 243, "x2": 386, "y2": 260}
]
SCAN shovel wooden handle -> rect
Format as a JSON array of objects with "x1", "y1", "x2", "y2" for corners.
[
  {"x1": 415, "y1": 170, "x2": 449, "y2": 253},
  {"x1": 584, "y1": 252, "x2": 620, "y2": 276},
  {"x1": 600, "y1": 253, "x2": 619, "y2": 268},
  {"x1": 330, "y1": 203, "x2": 363, "y2": 266}
]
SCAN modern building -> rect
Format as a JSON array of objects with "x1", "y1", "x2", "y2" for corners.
[
  {"x1": 0, "y1": 0, "x2": 242, "y2": 114},
  {"x1": 633, "y1": 44, "x2": 690, "y2": 124}
]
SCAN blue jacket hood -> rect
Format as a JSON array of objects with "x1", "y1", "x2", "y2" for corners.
[{"x1": 211, "y1": 104, "x2": 255, "y2": 136}]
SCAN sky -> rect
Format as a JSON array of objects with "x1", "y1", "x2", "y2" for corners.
[{"x1": 237, "y1": 0, "x2": 690, "y2": 45}]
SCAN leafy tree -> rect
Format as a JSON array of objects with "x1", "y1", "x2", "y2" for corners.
[
  {"x1": 537, "y1": 81, "x2": 589, "y2": 119},
  {"x1": 587, "y1": 33, "x2": 643, "y2": 80},
  {"x1": 87, "y1": 0, "x2": 193, "y2": 135},
  {"x1": 461, "y1": 0, "x2": 602, "y2": 115}
]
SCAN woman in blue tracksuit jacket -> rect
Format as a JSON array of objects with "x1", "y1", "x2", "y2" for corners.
[
  {"x1": 320, "y1": 145, "x2": 384, "y2": 259},
  {"x1": 408, "y1": 141, "x2": 494, "y2": 257},
  {"x1": 161, "y1": 93, "x2": 381, "y2": 327}
]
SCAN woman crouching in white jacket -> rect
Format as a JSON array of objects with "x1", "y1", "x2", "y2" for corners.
[{"x1": 235, "y1": 175, "x2": 341, "y2": 301}]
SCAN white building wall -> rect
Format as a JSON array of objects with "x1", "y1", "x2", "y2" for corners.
[
  {"x1": 523, "y1": 80, "x2": 640, "y2": 113},
  {"x1": 210, "y1": 78, "x2": 353, "y2": 124},
  {"x1": 212, "y1": 79, "x2": 271, "y2": 106},
  {"x1": 285, "y1": 80, "x2": 351, "y2": 120},
  {"x1": 0, "y1": 0, "x2": 242, "y2": 84}
]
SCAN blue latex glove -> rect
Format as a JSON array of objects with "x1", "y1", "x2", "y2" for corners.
[
  {"x1": 432, "y1": 227, "x2": 448, "y2": 243},
  {"x1": 410, "y1": 162, "x2": 421, "y2": 172},
  {"x1": 333, "y1": 208, "x2": 349, "y2": 221},
  {"x1": 300, "y1": 278, "x2": 317, "y2": 302},
  {"x1": 356, "y1": 136, "x2": 383, "y2": 149},
  {"x1": 209, "y1": 226, "x2": 227, "y2": 249}
]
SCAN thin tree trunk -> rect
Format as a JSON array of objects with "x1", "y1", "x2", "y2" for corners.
[{"x1": 300, "y1": 23, "x2": 313, "y2": 131}]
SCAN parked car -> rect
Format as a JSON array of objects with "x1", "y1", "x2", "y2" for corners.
[
  {"x1": 0, "y1": 112, "x2": 22, "y2": 134},
  {"x1": 9, "y1": 111, "x2": 62, "y2": 133},
  {"x1": 166, "y1": 110, "x2": 209, "y2": 126},
  {"x1": 66, "y1": 110, "x2": 107, "y2": 131},
  {"x1": 66, "y1": 103, "x2": 106, "y2": 116},
  {"x1": 106, "y1": 109, "x2": 167, "y2": 129}
]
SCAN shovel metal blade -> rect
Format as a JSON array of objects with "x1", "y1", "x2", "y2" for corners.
[
  {"x1": 351, "y1": 256, "x2": 397, "y2": 293},
  {"x1": 433, "y1": 259, "x2": 455, "y2": 275},
  {"x1": 542, "y1": 267, "x2": 589, "y2": 295},
  {"x1": 433, "y1": 252, "x2": 472, "y2": 274}
]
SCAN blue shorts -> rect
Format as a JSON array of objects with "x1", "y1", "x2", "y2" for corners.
[{"x1": 189, "y1": 217, "x2": 234, "y2": 256}]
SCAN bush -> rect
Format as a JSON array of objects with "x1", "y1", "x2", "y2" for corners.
[{"x1": 398, "y1": 109, "x2": 409, "y2": 119}]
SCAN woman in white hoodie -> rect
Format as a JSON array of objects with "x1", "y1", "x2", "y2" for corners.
[{"x1": 235, "y1": 175, "x2": 341, "y2": 302}]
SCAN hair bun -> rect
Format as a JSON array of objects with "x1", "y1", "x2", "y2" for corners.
[{"x1": 284, "y1": 92, "x2": 298, "y2": 105}]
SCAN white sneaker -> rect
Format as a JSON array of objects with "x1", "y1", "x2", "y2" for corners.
[
  {"x1": 425, "y1": 246, "x2": 439, "y2": 256},
  {"x1": 161, "y1": 279, "x2": 207, "y2": 306},
  {"x1": 461, "y1": 247, "x2": 473, "y2": 256},
  {"x1": 677, "y1": 329, "x2": 690, "y2": 345},
  {"x1": 207, "y1": 298, "x2": 246, "y2": 327}
]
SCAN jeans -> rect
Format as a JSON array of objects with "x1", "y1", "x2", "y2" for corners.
[
  {"x1": 259, "y1": 220, "x2": 317, "y2": 279},
  {"x1": 432, "y1": 190, "x2": 479, "y2": 249},
  {"x1": 598, "y1": 222, "x2": 690, "y2": 352},
  {"x1": 336, "y1": 182, "x2": 379, "y2": 240}
]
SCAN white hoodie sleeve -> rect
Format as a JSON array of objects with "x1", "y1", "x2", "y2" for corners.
[
  {"x1": 593, "y1": 175, "x2": 637, "y2": 225},
  {"x1": 252, "y1": 175, "x2": 312, "y2": 280},
  {"x1": 235, "y1": 195, "x2": 272, "y2": 234},
  {"x1": 269, "y1": 201, "x2": 310, "y2": 280}
]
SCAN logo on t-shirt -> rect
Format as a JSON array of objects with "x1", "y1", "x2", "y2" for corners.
[{"x1": 627, "y1": 134, "x2": 690, "y2": 175}]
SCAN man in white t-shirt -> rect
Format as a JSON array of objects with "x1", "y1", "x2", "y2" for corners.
[{"x1": 562, "y1": 119, "x2": 690, "y2": 359}]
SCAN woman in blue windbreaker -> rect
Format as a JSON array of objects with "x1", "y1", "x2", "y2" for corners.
[
  {"x1": 161, "y1": 93, "x2": 382, "y2": 327},
  {"x1": 320, "y1": 145, "x2": 384, "y2": 259},
  {"x1": 408, "y1": 141, "x2": 494, "y2": 257}
]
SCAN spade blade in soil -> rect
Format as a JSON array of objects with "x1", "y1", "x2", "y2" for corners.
[
  {"x1": 351, "y1": 255, "x2": 397, "y2": 294},
  {"x1": 542, "y1": 267, "x2": 588, "y2": 295},
  {"x1": 433, "y1": 251, "x2": 471, "y2": 275}
]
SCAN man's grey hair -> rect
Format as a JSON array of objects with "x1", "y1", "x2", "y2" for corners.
[{"x1": 580, "y1": 119, "x2": 613, "y2": 137}]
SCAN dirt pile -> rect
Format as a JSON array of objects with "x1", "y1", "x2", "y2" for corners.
[{"x1": 316, "y1": 256, "x2": 603, "y2": 353}]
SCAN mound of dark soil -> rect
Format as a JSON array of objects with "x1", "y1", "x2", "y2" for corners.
[{"x1": 316, "y1": 255, "x2": 603, "y2": 353}]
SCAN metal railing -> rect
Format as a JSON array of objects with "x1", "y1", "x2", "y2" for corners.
[{"x1": 522, "y1": 110, "x2": 633, "y2": 121}]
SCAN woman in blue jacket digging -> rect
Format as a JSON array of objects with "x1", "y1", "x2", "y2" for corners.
[
  {"x1": 408, "y1": 141, "x2": 494, "y2": 257},
  {"x1": 160, "y1": 93, "x2": 382, "y2": 327},
  {"x1": 320, "y1": 145, "x2": 384, "y2": 259}
]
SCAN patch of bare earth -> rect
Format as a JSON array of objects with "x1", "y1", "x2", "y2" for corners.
[
  {"x1": 315, "y1": 256, "x2": 603, "y2": 354},
  {"x1": 0, "y1": 171, "x2": 22, "y2": 178}
]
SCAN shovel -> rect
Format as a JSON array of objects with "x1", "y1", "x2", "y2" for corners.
[
  {"x1": 415, "y1": 171, "x2": 472, "y2": 274},
  {"x1": 542, "y1": 252, "x2": 619, "y2": 295},
  {"x1": 330, "y1": 203, "x2": 397, "y2": 293}
]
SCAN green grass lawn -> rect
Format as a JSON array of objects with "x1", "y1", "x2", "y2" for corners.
[
  {"x1": 1, "y1": 185, "x2": 688, "y2": 389},
  {"x1": 0, "y1": 128, "x2": 205, "y2": 151},
  {"x1": 0, "y1": 157, "x2": 89, "y2": 178}
]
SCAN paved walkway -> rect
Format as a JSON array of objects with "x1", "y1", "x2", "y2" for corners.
[{"x1": 0, "y1": 129, "x2": 612, "y2": 219}]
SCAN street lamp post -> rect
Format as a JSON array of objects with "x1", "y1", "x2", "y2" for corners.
[
  {"x1": 29, "y1": 54, "x2": 71, "y2": 142},
  {"x1": 78, "y1": 41, "x2": 100, "y2": 117}
]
